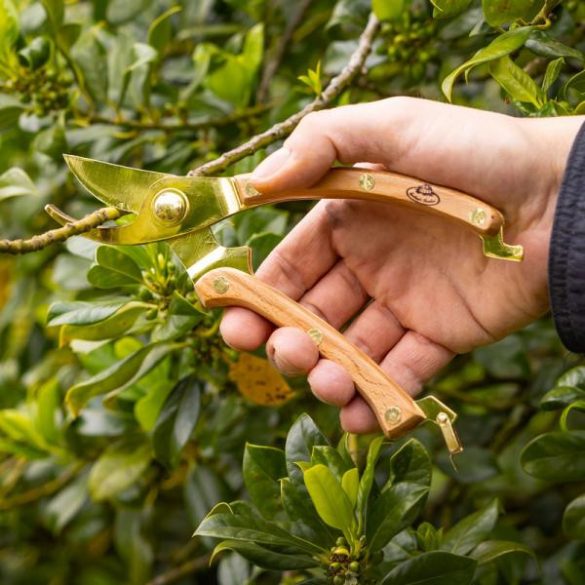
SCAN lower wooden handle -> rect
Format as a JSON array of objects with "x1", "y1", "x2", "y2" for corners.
[{"x1": 195, "y1": 267, "x2": 425, "y2": 437}]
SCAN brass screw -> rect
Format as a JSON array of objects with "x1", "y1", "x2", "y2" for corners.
[
  {"x1": 385, "y1": 406, "x2": 402, "y2": 425},
  {"x1": 307, "y1": 327, "x2": 323, "y2": 346},
  {"x1": 245, "y1": 182, "x2": 260, "y2": 197},
  {"x1": 359, "y1": 173, "x2": 375, "y2": 191},
  {"x1": 213, "y1": 276, "x2": 230, "y2": 294},
  {"x1": 152, "y1": 189, "x2": 188, "y2": 225},
  {"x1": 470, "y1": 207, "x2": 487, "y2": 226}
]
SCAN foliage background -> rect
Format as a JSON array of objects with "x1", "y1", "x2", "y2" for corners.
[{"x1": 0, "y1": 0, "x2": 585, "y2": 583}]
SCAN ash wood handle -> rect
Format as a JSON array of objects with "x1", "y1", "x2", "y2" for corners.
[
  {"x1": 234, "y1": 167, "x2": 503, "y2": 237},
  {"x1": 195, "y1": 267, "x2": 426, "y2": 438}
]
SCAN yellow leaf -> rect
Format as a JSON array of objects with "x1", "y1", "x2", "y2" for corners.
[{"x1": 229, "y1": 353, "x2": 296, "y2": 406}]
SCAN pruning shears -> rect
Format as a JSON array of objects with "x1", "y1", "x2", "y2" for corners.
[{"x1": 49, "y1": 155, "x2": 525, "y2": 455}]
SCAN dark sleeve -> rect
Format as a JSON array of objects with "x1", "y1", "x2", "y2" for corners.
[{"x1": 549, "y1": 120, "x2": 585, "y2": 353}]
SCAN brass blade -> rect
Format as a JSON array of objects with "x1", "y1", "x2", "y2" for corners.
[
  {"x1": 168, "y1": 228, "x2": 252, "y2": 280},
  {"x1": 64, "y1": 154, "x2": 170, "y2": 213}
]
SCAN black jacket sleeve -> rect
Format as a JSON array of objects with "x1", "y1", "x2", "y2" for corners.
[{"x1": 549, "y1": 120, "x2": 585, "y2": 353}]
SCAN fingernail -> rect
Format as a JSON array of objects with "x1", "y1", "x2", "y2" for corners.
[{"x1": 251, "y1": 148, "x2": 291, "y2": 183}]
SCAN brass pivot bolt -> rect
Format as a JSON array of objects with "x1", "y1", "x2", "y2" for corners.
[
  {"x1": 213, "y1": 276, "x2": 230, "y2": 294},
  {"x1": 385, "y1": 406, "x2": 402, "y2": 425},
  {"x1": 153, "y1": 189, "x2": 189, "y2": 225},
  {"x1": 359, "y1": 173, "x2": 376, "y2": 191},
  {"x1": 470, "y1": 207, "x2": 487, "y2": 227}
]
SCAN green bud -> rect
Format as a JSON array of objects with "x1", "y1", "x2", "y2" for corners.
[
  {"x1": 349, "y1": 561, "x2": 359, "y2": 573},
  {"x1": 333, "y1": 577, "x2": 344, "y2": 585},
  {"x1": 335, "y1": 537, "x2": 348, "y2": 547},
  {"x1": 145, "y1": 308, "x2": 158, "y2": 320},
  {"x1": 332, "y1": 546, "x2": 350, "y2": 559}
]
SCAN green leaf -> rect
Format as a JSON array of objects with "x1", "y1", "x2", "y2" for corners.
[
  {"x1": 563, "y1": 494, "x2": 585, "y2": 540},
  {"x1": 48, "y1": 300, "x2": 127, "y2": 326},
  {"x1": 471, "y1": 540, "x2": 535, "y2": 564},
  {"x1": 0, "y1": 0, "x2": 19, "y2": 59},
  {"x1": 557, "y1": 365, "x2": 585, "y2": 390},
  {"x1": 372, "y1": 0, "x2": 404, "y2": 21},
  {"x1": 88, "y1": 438, "x2": 151, "y2": 501},
  {"x1": 489, "y1": 56, "x2": 543, "y2": 107},
  {"x1": 0, "y1": 167, "x2": 38, "y2": 201},
  {"x1": 304, "y1": 464, "x2": 355, "y2": 535},
  {"x1": 0, "y1": 96, "x2": 23, "y2": 132},
  {"x1": 542, "y1": 57, "x2": 564, "y2": 94},
  {"x1": 442, "y1": 27, "x2": 533, "y2": 101},
  {"x1": 381, "y1": 551, "x2": 477, "y2": 585},
  {"x1": 526, "y1": 32, "x2": 584, "y2": 63},
  {"x1": 147, "y1": 6, "x2": 182, "y2": 55},
  {"x1": 107, "y1": 0, "x2": 152, "y2": 25},
  {"x1": 114, "y1": 508, "x2": 153, "y2": 585},
  {"x1": 441, "y1": 499, "x2": 500, "y2": 555},
  {"x1": 285, "y1": 414, "x2": 328, "y2": 480},
  {"x1": 18, "y1": 36, "x2": 52, "y2": 70},
  {"x1": 151, "y1": 293, "x2": 203, "y2": 342},
  {"x1": 211, "y1": 540, "x2": 318, "y2": 571},
  {"x1": 87, "y1": 246, "x2": 143, "y2": 289},
  {"x1": 72, "y1": 27, "x2": 108, "y2": 104},
  {"x1": 430, "y1": 0, "x2": 473, "y2": 19},
  {"x1": 541, "y1": 386, "x2": 585, "y2": 410},
  {"x1": 367, "y1": 440, "x2": 431, "y2": 552},
  {"x1": 59, "y1": 302, "x2": 148, "y2": 343},
  {"x1": 356, "y1": 435, "x2": 384, "y2": 533},
  {"x1": 40, "y1": 0, "x2": 64, "y2": 30},
  {"x1": 560, "y1": 400, "x2": 585, "y2": 431},
  {"x1": 34, "y1": 379, "x2": 61, "y2": 444},
  {"x1": 482, "y1": 0, "x2": 543, "y2": 27},
  {"x1": 311, "y1": 445, "x2": 351, "y2": 480},
  {"x1": 152, "y1": 376, "x2": 201, "y2": 468},
  {"x1": 243, "y1": 444, "x2": 286, "y2": 518},
  {"x1": 44, "y1": 474, "x2": 88, "y2": 534},
  {"x1": 521, "y1": 431, "x2": 585, "y2": 482},
  {"x1": 66, "y1": 342, "x2": 178, "y2": 415},
  {"x1": 195, "y1": 501, "x2": 323, "y2": 555},
  {"x1": 341, "y1": 468, "x2": 359, "y2": 508}
]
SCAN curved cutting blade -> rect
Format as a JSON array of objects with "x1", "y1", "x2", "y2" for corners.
[{"x1": 64, "y1": 154, "x2": 171, "y2": 213}]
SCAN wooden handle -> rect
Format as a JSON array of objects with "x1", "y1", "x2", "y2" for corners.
[
  {"x1": 195, "y1": 267, "x2": 426, "y2": 438},
  {"x1": 233, "y1": 167, "x2": 503, "y2": 237}
]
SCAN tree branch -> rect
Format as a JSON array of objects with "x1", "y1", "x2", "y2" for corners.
[
  {"x1": 190, "y1": 13, "x2": 380, "y2": 176},
  {"x1": 0, "y1": 13, "x2": 380, "y2": 255},
  {"x1": 0, "y1": 207, "x2": 122, "y2": 255}
]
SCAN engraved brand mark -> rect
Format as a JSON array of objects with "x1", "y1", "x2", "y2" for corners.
[{"x1": 406, "y1": 183, "x2": 440, "y2": 206}]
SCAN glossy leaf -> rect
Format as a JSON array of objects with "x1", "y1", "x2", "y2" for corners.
[
  {"x1": 482, "y1": 0, "x2": 543, "y2": 26},
  {"x1": 441, "y1": 499, "x2": 500, "y2": 555},
  {"x1": 521, "y1": 431, "x2": 585, "y2": 482},
  {"x1": 341, "y1": 468, "x2": 359, "y2": 508},
  {"x1": 431, "y1": 0, "x2": 472, "y2": 19},
  {"x1": 152, "y1": 376, "x2": 201, "y2": 468},
  {"x1": 471, "y1": 540, "x2": 535, "y2": 564},
  {"x1": 0, "y1": 167, "x2": 39, "y2": 201},
  {"x1": 381, "y1": 551, "x2": 477, "y2": 584},
  {"x1": 147, "y1": 6, "x2": 181, "y2": 55},
  {"x1": 243, "y1": 443, "x2": 286, "y2": 518},
  {"x1": 66, "y1": 342, "x2": 178, "y2": 415},
  {"x1": 442, "y1": 27, "x2": 533, "y2": 101},
  {"x1": 88, "y1": 438, "x2": 151, "y2": 501},
  {"x1": 0, "y1": 0, "x2": 19, "y2": 58},
  {"x1": 356, "y1": 435, "x2": 384, "y2": 533},
  {"x1": 372, "y1": 0, "x2": 404, "y2": 21},
  {"x1": 563, "y1": 494, "x2": 585, "y2": 540},
  {"x1": 212, "y1": 540, "x2": 318, "y2": 571},
  {"x1": 541, "y1": 386, "x2": 585, "y2": 410},
  {"x1": 304, "y1": 464, "x2": 355, "y2": 534},
  {"x1": 489, "y1": 56, "x2": 543, "y2": 107},
  {"x1": 285, "y1": 414, "x2": 328, "y2": 480}
]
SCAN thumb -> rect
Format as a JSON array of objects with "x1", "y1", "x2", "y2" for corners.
[{"x1": 250, "y1": 101, "x2": 402, "y2": 192}]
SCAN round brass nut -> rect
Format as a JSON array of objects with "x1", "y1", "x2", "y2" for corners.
[{"x1": 152, "y1": 189, "x2": 189, "y2": 225}]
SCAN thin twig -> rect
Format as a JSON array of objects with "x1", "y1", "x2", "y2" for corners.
[
  {"x1": 190, "y1": 13, "x2": 380, "y2": 176},
  {"x1": 89, "y1": 103, "x2": 273, "y2": 133},
  {"x1": 0, "y1": 13, "x2": 380, "y2": 255},
  {"x1": 146, "y1": 554, "x2": 212, "y2": 585},
  {"x1": 257, "y1": 0, "x2": 313, "y2": 103},
  {"x1": 0, "y1": 207, "x2": 121, "y2": 255}
]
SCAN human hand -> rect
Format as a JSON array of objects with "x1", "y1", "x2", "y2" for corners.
[{"x1": 220, "y1": 97, "x2": 584, "y2": 433}]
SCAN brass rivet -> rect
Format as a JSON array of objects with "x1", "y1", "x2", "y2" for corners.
[
  {"x1": 470, "y1": 207, "x2": 487, "y2": 226},
  {"x1": 385, "y1": 406, "x2": 402, "y2": 425},
  {"x1": 245, "y1": 182, "x2": 260, "y2": 197},
  {"x1": 213, "y1": 276, "x2": 230, "y2": 294},
  {"x1": 307, "y1": 327, "x2": 323, "y2": 346},
  {"x1": 153, "y1": 189, "x2": 188, "y2": 225},
  {"x1": 436, "y1": 412, "x2": 449, "y2": 424},
  {"x1": 359, "y1": 173, "x2": 375, "y2": 191}
]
